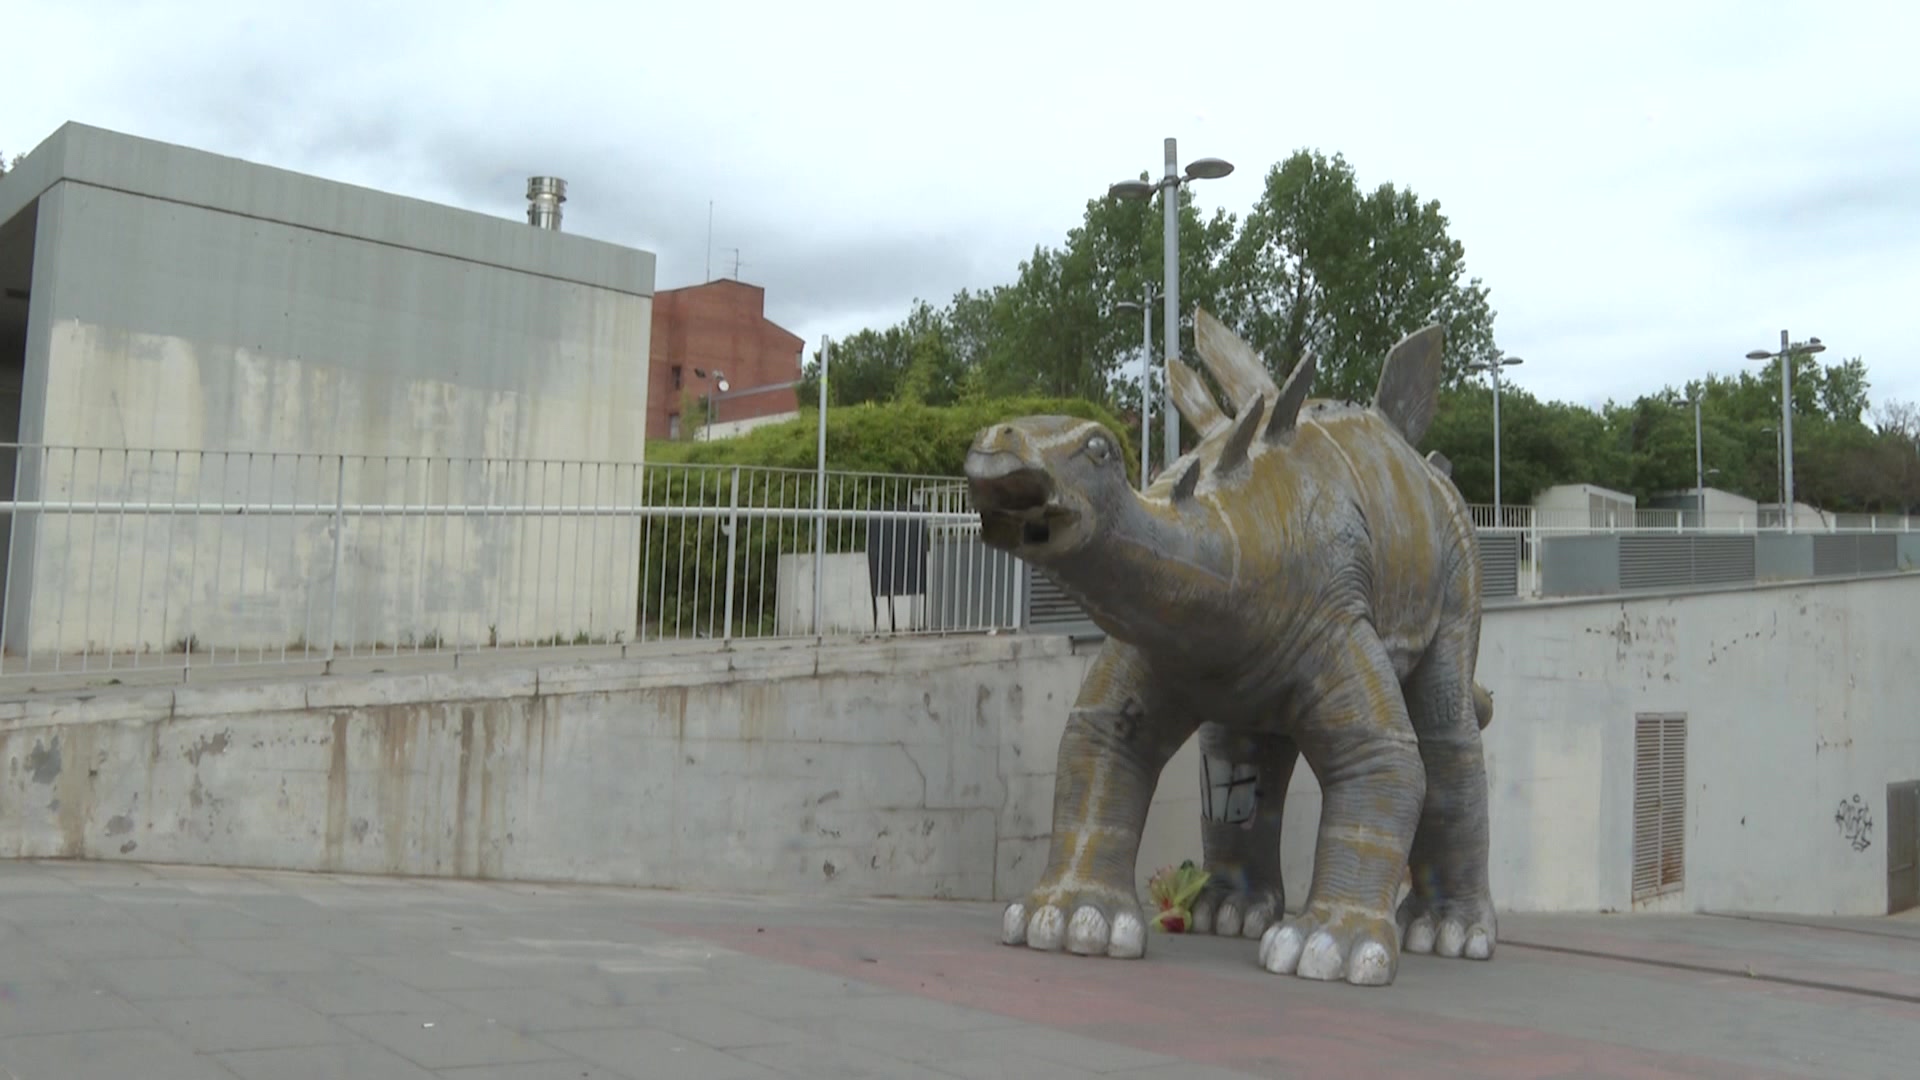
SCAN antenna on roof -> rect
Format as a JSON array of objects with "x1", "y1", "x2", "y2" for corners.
[
  {"x1": 705, "y1": 201, "x2": 714, "y2": 282},
  {"x1": 729, "y1": 247, "x2": 746, "y2": 279}
]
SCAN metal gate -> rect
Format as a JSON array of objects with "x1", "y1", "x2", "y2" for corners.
[{"x1": 1889, "y1": 780, "x2": 1919, "y2": 914}]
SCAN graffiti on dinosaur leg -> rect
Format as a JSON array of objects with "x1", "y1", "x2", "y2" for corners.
[
  {"x1": 1835, "y1": 794, "x2": 1872, "y2": 852},
  {"x1": 1200, "y1": 754, "x2": 1259, "y2": 827}
]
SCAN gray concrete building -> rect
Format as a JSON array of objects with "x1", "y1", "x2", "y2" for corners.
[{"x1": 0, "y1": 123, "x2": 658, "y2": 659}]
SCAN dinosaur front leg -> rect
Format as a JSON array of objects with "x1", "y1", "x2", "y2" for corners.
[
  {"x1": 1190, "y1": 724, "x2": 1298, "y2": 940},
  {"x1": 1258, "y1": 626, "x2": 1425, "y2": 986},
  {"x1": 1397, "y1": 602, "x2": 1497, "y2": 961},
  {"x1": 1004, "y1": 642, "x2": 1190, "y2": 959}
]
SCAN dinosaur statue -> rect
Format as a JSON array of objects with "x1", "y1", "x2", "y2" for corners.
[{"x1": 963, "y1": 308, "x2": 1496, "y2": 987}]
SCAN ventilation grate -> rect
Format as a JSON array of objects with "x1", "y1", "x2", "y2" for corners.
[{"x1": 1632, "y1": 713, "x2": 1687, "y2": 902}]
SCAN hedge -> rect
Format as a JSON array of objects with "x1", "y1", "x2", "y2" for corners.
[
  {"x1": 645, "y1": 396, "x2": 1139, "y2": 485},
  {"x1": 634, "y1": 396, "x2": 1136, "y2": 639}
]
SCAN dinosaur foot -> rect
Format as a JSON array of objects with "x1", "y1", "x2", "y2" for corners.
[
  {"x1": 1257, "y1": 904, "x2": 1401, "y2": 986},
  {"x1": 1191, "y1": 885, "x2": 1281, "y2": 940},
  {"x1": 1397, "y1": 888, "x2": 1496, "y2": 960},
  {"x1": 1002, "y1": 886, "x2": 1147, "y2": 959}
]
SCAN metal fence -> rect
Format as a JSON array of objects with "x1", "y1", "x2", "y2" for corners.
[
  {"x1": 0, "y1": 445, "x2": 1021, "y2": 686},
  {"x1": 0, "y1": 441, "x2": 1912, "y2": 688}
]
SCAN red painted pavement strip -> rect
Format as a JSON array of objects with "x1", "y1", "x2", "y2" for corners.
[{"x1": 644, "y1": 921, "x2": 1820, "y2": 1080}]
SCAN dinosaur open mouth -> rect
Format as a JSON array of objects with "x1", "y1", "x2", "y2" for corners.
[{"x1": 964, "y1": 454, "x2": 1071, "y2": 551}]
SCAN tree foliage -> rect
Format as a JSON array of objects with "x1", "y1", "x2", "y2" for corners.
[
  {"x1": 648, "y1": 396, "x2": 1139, "y2": 485},
  {"x1": 772, "y1": 143, "x2": 1905, "y2": 516}
]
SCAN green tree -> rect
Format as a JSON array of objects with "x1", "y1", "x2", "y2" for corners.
[
  {"x1": 1424, "y1": 386, "x2": 1623, "y2": 505},
  {"x1": 1220, "y1": 150, "x2": 1498, "y2": 403}
]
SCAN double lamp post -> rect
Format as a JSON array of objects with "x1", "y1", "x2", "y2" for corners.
[{"x1": 1106, "y1": 138, "x2": 1235, "y2": 477}]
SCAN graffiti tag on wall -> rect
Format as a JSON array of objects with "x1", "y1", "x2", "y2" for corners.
[{"x1": 1834, "y1": 795, "x2": 1873, "y2": 852}]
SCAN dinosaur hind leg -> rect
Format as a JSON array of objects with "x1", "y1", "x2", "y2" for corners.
[
  {"x1": 1259, "y1": 625, "x2": 1425, "y2": 986},
  {"x1": 1397, "y1": 584, "x2": 1497, "y2": 960},
  {"x1": 1191, "y1": 723, "x2": 1298, "y2": 940}
]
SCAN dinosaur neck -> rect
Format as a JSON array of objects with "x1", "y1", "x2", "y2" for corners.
[{"x1": 1042, "y1": 493, "x2": 1241, "y2": 654}]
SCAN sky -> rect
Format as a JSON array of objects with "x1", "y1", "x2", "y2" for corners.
[{"x1": 8, "y1": 0, "x2": 1919, "y2": 418}]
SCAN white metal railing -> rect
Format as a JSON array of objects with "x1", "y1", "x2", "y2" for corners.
[
  {"x1": 0, "y1": 442, "x2": 1908, "y2": 688},
  {"x1": 1469, "y1": 504, "x2": 1917, "y2": 535},
  {"x1": 0, "y1": 445, "x2": 1025, "y2": 685}
]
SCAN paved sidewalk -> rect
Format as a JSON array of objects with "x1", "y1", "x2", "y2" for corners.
[{"x1": 1, "y1": 860, "x2": 1915, "y2": 1079}]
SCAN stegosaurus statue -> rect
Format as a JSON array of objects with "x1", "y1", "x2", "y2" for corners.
[{"x1": 964, "y1": 308, "x2": 1496, "y2": 987}]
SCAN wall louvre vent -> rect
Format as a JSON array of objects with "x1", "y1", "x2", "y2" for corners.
[
  {"x1": 1024, "y1": 565, "x2": 1099, "y2": 636},
  {"x1": 1632, "y1": 712, "x2": 1687, "y2": 902},
  {"x1": 1479, "y1": 533, "x2": 1522, "y2": 598}
]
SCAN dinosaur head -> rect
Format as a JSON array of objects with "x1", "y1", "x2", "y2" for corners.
[{"x1": 965, "y1": 416, "x2": 1131, "y2": 562}]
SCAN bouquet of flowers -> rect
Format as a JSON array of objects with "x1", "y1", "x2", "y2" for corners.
[{"x1": 1146, "y1": 860, "x2": 1211, "y2": 933}]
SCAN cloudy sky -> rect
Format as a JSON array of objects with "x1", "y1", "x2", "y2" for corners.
[{"x1": 9, "y1": 0, "x2": 1917, "y2": 416}]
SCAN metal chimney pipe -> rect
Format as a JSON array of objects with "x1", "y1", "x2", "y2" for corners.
[{"x1": 526, "y1": 176, "x2": 566, "y2": 230}]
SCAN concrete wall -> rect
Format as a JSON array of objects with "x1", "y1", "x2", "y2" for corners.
[
  {"x1": 2, "y1": 123, "x2": 657, "y2": 655},
  {"x1": 698, "y1": 410, "x2": 799, "y2": 441},
  {"x1": 0, "y1": 637, "x2": 1089, "y2": 902},
  {"x1": 4, "y1": 574, "x2": 1917, "y2": 918},
  {"x1": 1247, "y1": 573, "x2": 1920, "y2": 918}
]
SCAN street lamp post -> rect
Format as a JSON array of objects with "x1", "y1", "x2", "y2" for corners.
[
  {"x1": 1115, "y1": 285, "x2": 1157, "y2": 486},
  {"x1": 1687, "y1": 395, "x2": 1705, "y2": 522},
  {"x1": 1467, "y1": 353, "x2": 1524, "y2": 523},
  {"x1": 1745, "y1": 330, "x2": 1826, "y2": 533},
  {"x1": 1106, "y1": 138, "x2": 1235, "y2": 470},
  {"x1": 694, "y1": 367, "x2": 730, "y2": 441},
  {"x1": 1761, "y1": 425, "x2": 1783, "y2": 520}
]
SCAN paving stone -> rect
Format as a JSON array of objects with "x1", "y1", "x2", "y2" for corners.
[
  {"x1": 134, "y1": 992, "x2": 347, "y2": 1053},
  {"x1": 334, "y1": 1011, "x2": 569, "y2": 1070},
  {"x1": 0, "y1": 1028, "x2": 235, "y2": 1080},
  {"x1": 216, "y1": 1041, "x2": 439, "y2": 1080},
  {"x1": 0, "y1": 983, "x2": 153, "y2": 1037},
  {"x1": 267, "y1": 972, "x2": 454, "y2": 1017},
  {"x1": 537, "y1": 1027, "x2": 786, "y2": 1080},
  {"x1": 435, "y1": 1062, "x2": 637, "y2": 1080},
  {"x1": 189, "y1": 936, "x2": 364, "y2": 974},
  {"x1": 88, "y1": 955, "x2": 263, "y2": 1000}
]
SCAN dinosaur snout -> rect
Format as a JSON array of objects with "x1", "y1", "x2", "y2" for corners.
[{"x1": 964, "y1": 449, "x2": 1052, "y2": 514}]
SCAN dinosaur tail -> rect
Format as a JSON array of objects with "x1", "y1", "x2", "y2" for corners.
[{"x1": 1473, "y1": 681, "x2": 1494, "y2": 730}]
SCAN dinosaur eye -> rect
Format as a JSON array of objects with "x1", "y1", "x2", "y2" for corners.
[{"x1": 1086, "y1": 435, "x2": 1111, "y2": 460}]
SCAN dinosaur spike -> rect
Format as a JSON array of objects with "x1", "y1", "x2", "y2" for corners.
[
  {"x1": 1372, "y1": 325, "x2": 1445, "y2": 445},
  {"x1": 1170, "y1": 459, "x2": 1201, "y2": 504},
  {"x1": 1426, "y1": 450, "x2": 1452, "y2": 477},
  {"x1": 1212, "y1": 395, "x2": 1266, "y2": 477},
  {"x1": 1263, "y1": 350, "x2": 1318, "y2": 445},
  {"x1": 1167, "y1": 356, "x2": 1229, "y2": 436},
  {"x1": 1193, "y1": 307, "x2": 1278, "y2": 409}
]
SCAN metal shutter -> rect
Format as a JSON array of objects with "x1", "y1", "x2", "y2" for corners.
[
  {"x1": 1023, "y1": 565, "x2": 1099, "y2": 636},
  {"x1": 1691, "y1": 536, "x2": 1757, "y2": 585},
  {"x1": 1619, "y1": 536, "x2": 1694, "y2": 591},
  {"x1": 1479, "y1": 533, "x2": 1521, "y2": 598},
  {"x1": 1632, "y1": 713, "x2": 1686, "y2": 903},
  {"x1": 1889, "y1": 781, "x2": 1919, "y2": 915}
]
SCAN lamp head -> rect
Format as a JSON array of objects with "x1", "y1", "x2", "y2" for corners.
[{"x1": 1184, "y1": 157, "x2": 1235, "y2": 181}]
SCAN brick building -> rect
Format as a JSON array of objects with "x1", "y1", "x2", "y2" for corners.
[{"x1": 647, "y1": 279, "x2": 806, "y2": 441}]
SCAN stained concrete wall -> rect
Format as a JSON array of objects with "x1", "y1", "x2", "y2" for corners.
[
  {"x1": 1, "y1": 122, "x2": 657, "y2": 656},
  {"x1": 0, "y1": 637, "x2": 1089, "y2": 901},
  {"x1": 1250, "y1": 572, "x2": 1920, "y2": 918},
  {"x1": 3, "y1": 573, "x2": 1917, "y2": 918}
]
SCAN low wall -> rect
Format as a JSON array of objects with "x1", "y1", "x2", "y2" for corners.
[
  {"x1": 0, "y1": 637, "x2": 1087, "y2": 901},
  {"x1": 4, "y1": 573, "x2": 1918, "y2": 917}
]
